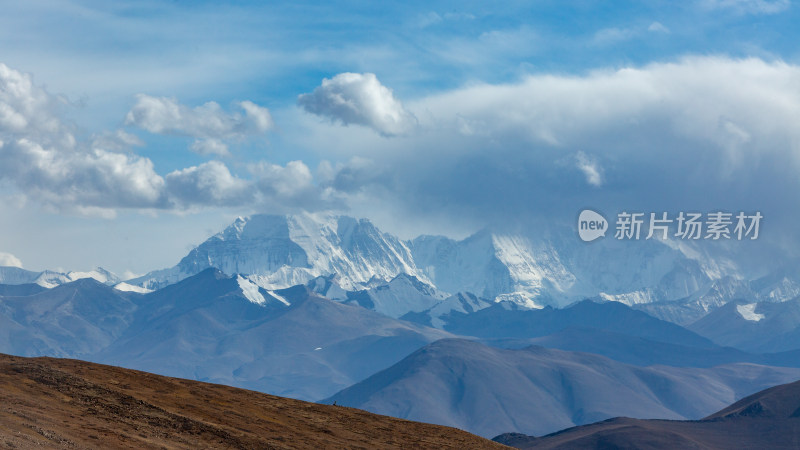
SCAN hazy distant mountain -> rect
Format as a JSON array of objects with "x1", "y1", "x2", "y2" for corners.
[
  {"x1": 409, "y1": 228, "x2": 719, "y2": 308},
  {"x1": 0, "y1": 278, "x2": 139, "y2": 357},
  {"x1": 634, "y1": 264, "x2": 800, "y2": 328},
  {"x1": 440, "y1": 299, "x2": 715, "y2": 348},
  {"x1": 0, "y1": 266, "x2": 42, "y2": 285},
  {"x1": 750, "y1": 261, "x2": 800, "y2": 302},
  {"x1": 0, "y1": 265, "x2": 120, "y2": 288},
  {"x1": 0, "y1": 282, "x2": 46, "y2": 297},
  {"x1": 402, "y1": 291, "x2": 496, "y2": 328},
  {"x1": 496, "y1": 326, "x2": 800, "y2": 369},
  {"x1": 0, "y1": 269, "x2": 454, "y2": 400},
  {"x1": 689, "y1": 297, "x2": 800, "y2": 353},
  {"x1": 337, "y1": 273, "x2": 449, "y2": 318},
  {"x1": 633, "y1": 275, "x2": 757, "y2": 326},
  {"x1": 495, "y1": 378, "x2": 800, "y2": 449},
  {"x1": 325, "y1": 339, "x2": 800, "y2": 438},
  {"x1": 91, "y1": 269, "x2": 454, "y2": 400}
]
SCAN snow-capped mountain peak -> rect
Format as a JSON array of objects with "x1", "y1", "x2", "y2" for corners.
[{"x1": 131, "y1": 212, "x2": 429, "y2": 292}]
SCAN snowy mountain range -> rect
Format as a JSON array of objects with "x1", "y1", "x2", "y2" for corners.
[
  {"x1": 0, "y1": 265, "x2": 122, "y2": 289},
  {"x1": 121, "y1": 212, "x2": 784, "y2": 313},
  {"x1": 5, "y1": 211, "x2": 796, "y2": 325},
  {"x1": 4, "y1": 212, "x2": 800, "y2": 351}
]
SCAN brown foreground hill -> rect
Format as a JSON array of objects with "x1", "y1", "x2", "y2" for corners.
[
  {"x1": 0, "y1": 353, "x2": 507, "y2": 449},
  {"x1": 494, "y1": 378, "x2": 800, "y2": 449}
]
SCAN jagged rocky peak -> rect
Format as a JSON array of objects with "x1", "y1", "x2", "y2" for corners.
[
  {"x1": 224, "y1": 214, "x2": 293, "y2": 240},
  {"x1": 134, "y1": 212, "x2": 426, "y2": 292},
  {"x1": 176, "y1": 214, "x2": 311, "y2": 276}
]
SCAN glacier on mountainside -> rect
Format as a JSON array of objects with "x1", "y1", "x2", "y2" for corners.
[{"x1": 130, "y1": 213, "x2": 429, "y2": 292}]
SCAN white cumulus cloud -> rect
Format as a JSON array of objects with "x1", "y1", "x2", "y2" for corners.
[
  {"x1": 190, "y1": 138, "x2": 230, "y2": 157},
  {"x1": 0, "y1": 251, "x2": 22, "y2": 268},
  {"x1": 165, "y1": 161, "x2": 251, "y2": 208},
  {"x1": 305, "y1": 56, "x2": 800, "y2": 247},
  {"x1": 0, "y1": 63, "x2": 166, "y2": 212},
  {"x1": 248, "y1": 160, "x2": 341, "y2": 211},
  {"x1": 0, "y1": 62, "x2": 334, "y2": 215},
  {"x1": 298, "y1": 72, "x2": 417, "y2": 137},
  {"x1": 125, "y1": 94, "x2": 273, "y2": 156},
  {"x1": 251, "y1": 160, "x2": 313, "y2": 197}
]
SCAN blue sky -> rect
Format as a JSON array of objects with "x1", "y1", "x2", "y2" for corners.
[{"x1": 1, "y1": 0, "x2": 799, "y2": 275}]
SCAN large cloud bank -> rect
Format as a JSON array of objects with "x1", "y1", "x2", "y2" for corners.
[
  {"x1": 3, "y1": 57, "x2": 800, "y2": 251},
  {"x1": 0, "y1": 63, "x2": 330, "y2": 215},
  {"x1": 303, "y1": 58, "x2": 800, "y2": 247}
]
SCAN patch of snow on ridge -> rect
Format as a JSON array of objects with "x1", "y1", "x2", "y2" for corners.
[
  {"x1": 237, "y1": 275, "x2": 267, "y2": 305},
  {"x1": 599, "y1": 290, "x2": 658, "y2": 306},
  {"x1": 736, "y1": 303, "x2": 765, "y2": 322},
  {"x1": 267, "y1": 290, "x2": 291, "y2": 306},
  {"x1": 66, "y1": 268, "x2": 120, "y2": 284},
  {"x1": 495, "y1": 292, "x2": 544, "y2": 309},
  {"x1": 113, "y1": 282, "x2": 153, "y2": 294},
  {"x1": 34, "y1": 271, "x2": 72, "y2": 288}
]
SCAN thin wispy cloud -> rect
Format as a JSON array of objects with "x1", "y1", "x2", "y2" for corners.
[
  {"x1": 648, "y1": 22, "x2": 671, "y2": 33},
  {"x1": 293, "y1": 56, "x2": 800, "y2": 247},
  {"x1": 576, "y1": 152, "x2": 604, "y2": 187},
  {"x1": 593, "y1": 27, "x2": 639, "y2": 45},
  {"x1": 700, "y1": 0, "x2": 791, "y2": 15}
]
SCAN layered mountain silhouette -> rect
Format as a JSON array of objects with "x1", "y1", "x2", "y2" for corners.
[
  {"x1": 494, "y1": 378, "x2": 800, "y2": 449},
  {"x1": 324, "y1": 339, "x2": 800, "y2": 438},
  {"x1": 6, "y1": 269, "x2": 800, "y2": 439},
  {"x1": 97, "y1": 269, "x2": 453, "y2": 400},
  {"x1": 690, "y1": 297, "x2": 800, "y2": 353},
  {"x1": 5, "y1": 213, "x2": 800, "y2": 443},
  {"x1": 1, "y1": 269, "x2": 453, "y2": 400}
]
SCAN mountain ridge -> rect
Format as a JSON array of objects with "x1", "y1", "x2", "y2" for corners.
[
  {"x1": 120, "y1": 212, "x2": 768, "y2": 311},
  {"x1": 494, "y1": 378, "x2": 800, "y2": 449},
  {"x1": 0, "y1": 352, "x2": 507, "y2": 449},
  {"x1": 9, "y1": 212, "x2": 800, "y2": 315},
  {"x1": 323, "y1": 338, "x2": 800, "y2": 438}
]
